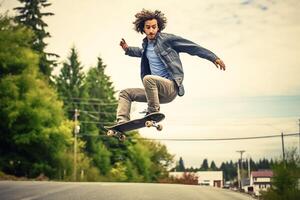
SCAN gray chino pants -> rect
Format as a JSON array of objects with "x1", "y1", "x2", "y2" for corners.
[{"x1": 116, "y1": 75, "x2": 178, "y2": 123}]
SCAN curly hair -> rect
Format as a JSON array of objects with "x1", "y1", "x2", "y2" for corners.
[{"x1": 133, "y1": 9, "x2": 167, "y2": 34}]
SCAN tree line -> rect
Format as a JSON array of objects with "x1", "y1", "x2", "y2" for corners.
[
  {"x1": 173, "y1": 157, "x2": 274, "y2": 181},
  {"x1": 0, "y1": 0, "x2": 173, "y2": 182}
]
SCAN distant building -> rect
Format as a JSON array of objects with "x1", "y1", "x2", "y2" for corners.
[
  {"x1": 196, "y1": 171, "x2": 223, "y2": 187},
  {"x1": 169, "y1": 171, "x2": 223, "y2": 188},
  {"x1": 250, "y1": 170, "x2": 273, "y2": 196}
]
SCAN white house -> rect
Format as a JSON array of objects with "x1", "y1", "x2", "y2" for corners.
[
  {"x1": 169, "y1": 171, "x2": 223, "y2": 188},
  {"x1": 250, "y1": 170, "x2": 273, "y2": 196}
]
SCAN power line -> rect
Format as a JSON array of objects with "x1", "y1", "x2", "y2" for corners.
[
  {"x1": 60, "y1": 97, "x2": 118, "y2": 106},
  {"x1": 63, "y1": 101, "x2": 118, "y2": 106},
  {"x1": 78, "y1": 132, "x2": 299, "y2": 141},
  {"x1": 137, "y1": 133, "x2": 298, "y2": 141},
  {"x1": 68, "y1": 110, "x2": 116, "y2": 115},
  {"x1": 80, "y1": 121, "x2": 114, "y2": 125},
  {"x1": 60, "y1": 96, "x2": 116, "y2": 102},
  {"x1": 59, "y1": 97, "x2": 117, "y2": 106}
]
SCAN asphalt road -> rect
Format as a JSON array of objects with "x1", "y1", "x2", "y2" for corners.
[{"x1": 0, "y1": 181, "x2": 254, "y2": 200}]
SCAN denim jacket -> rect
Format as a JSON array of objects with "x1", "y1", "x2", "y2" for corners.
[{"x1": 125, "y1": 32, "x2": 218, "y2": 96}]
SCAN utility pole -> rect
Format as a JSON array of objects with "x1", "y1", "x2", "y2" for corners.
[
  {"x1": 281, "y1": 132, "x2": 285, "y2": 163},
  {"x1": 73, "y1": 109, "x2": 80, "y2": 181},
  {"x1": 236, "y1": 150, "x2": 245, "y2": 189},
  {"x1": 298, "y1": 119, "x2": 300, "y2": 156},
  {"x1": 247, "y1": 158, "x2": 251, "y2": 178},
  {"x1": 237, "y1": 162, "x2": 241, "y2": 189}
]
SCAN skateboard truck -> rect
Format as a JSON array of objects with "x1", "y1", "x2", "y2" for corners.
[
  {"x1": 145, "y1": 120, "x2": 163, "y2": 131},
  {"x1": 106, "y1": 130, "x2": 126, "y2": 142}
]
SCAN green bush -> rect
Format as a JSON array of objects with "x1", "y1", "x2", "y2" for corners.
[{"x1": 261, "y1": 150, "x2": 300, "y2": 200}]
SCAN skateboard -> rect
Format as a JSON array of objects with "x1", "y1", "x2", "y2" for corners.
[{"x1": 104, "y1": 112, "x2": 165, "y2": 141}]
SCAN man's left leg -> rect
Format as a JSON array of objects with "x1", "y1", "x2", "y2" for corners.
[{"x1": 142, "y1": 75, "x2": 178, "y2": 113}]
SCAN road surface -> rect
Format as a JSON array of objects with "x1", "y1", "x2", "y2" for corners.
[{"x1": 0, "y1": 181, "x2": 254, "y2": 200}]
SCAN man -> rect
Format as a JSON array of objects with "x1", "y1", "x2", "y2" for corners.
[{"x1": 117, "y1": 9, "x2": 226, "y2": 124}]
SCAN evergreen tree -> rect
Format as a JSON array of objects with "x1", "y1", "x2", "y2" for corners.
[
  {"x1": 55, "y1": 47, "x2": 86, "y2": 119},
  {"x1": 86, "y1": 57, "x2": 116, "y2": 101},
  {"x1": 220, "y1": 162, "x2": 228, "y2": 180},
  {"x1": 220, "y1": 161, "x2": 237, "y2": 181},
  {"x1": 176, "y1": 157, "x2": 185, "y2": 172},
  {"x1": 200, "y1": 159, "x2": 209, "y2": 171},
  {"x1": 84, "y1": 57, "x2": 117, "y2": 128},
  {"x1": 270, "y1": 158, "x2": 274, "y2": 167},
  {"x1": 14, "y1": 0, "x2": 58, "y2": 77},
  {"x1": 250, "y1": 158, "x2": 257, "y2": 171},
  {"x1": 80, "y1": 57, "x2": 118, "y2": 175},
  {"x1": 210, "y1": 160, "x2": 218, "y2": 171},
  {"x1": 229, "y1": 160, "x2": 237, "y2": 180}
]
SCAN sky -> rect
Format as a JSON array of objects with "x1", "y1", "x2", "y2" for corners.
[{"x1": 1, "y1": 0, "x2": 300, "y2": 168}]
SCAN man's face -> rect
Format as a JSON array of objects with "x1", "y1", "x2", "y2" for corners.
[{"x1": 143, "y1": 19, "x2": 159, "y2": 40}]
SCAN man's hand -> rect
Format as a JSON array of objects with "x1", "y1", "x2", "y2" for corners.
[
  {"x1": 120, "y1": 38, "x2": 128, "y2": 51},
  {"x1": 214, "y1": 58, "x2": 226, "y2": 71}
]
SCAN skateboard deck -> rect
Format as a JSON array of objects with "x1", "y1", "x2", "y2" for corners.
[{"x1": 104, "y1": 112, "x2": 165, "y2": 141}]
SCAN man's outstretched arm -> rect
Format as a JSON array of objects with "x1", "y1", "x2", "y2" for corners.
[
  {"x1": 171, "y1": 35, "x2": 226, "y2": 71},
  {"x1": 120, "y1": 38, "x2": 143, "y2": 57}
]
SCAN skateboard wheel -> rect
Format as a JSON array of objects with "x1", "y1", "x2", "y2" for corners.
[
  {"x1": 119, "y1": 134, "x2": 126, "y2": 142},
  {"x1": 145, "y1": 121, "x2": 153, "y2": 127},
  {"x1": 106, "y1": 130, "x2": 115, "y2": 136},
  {"x1": 156, "y1": 124, "x2": 163, "y2": 131}
]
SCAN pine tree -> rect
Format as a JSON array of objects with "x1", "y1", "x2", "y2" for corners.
[
  {"x1": 14, "y1": 0, "x2": 58, "y2": 77},
  {"x1": 210, "y1": 160, "x2": 218, "y2": 171},
  {"x1": 229, "y1": 160, "x2": 237, "y2": 180},
  {"x1": 220, "y1": 160, "x2": 237, "y2": 181},
  {"x1": 200, "y1": 159, "x2": 209, "y2": 171},
  {"x1": 81, "y1": 57, "x2": 118, "y2": 175},
  {"x1": 84, "y1": 57, "x2": 117, "y2": 127},
  {"x1": 250, "y1": 158, "x2": 257, "y2": 171},
  {"x1": 176, "y1": 157, "x2": 185, "y2": 172},
  {"x1": 220, "y1": 162, "x2": 228, "y2": 180},
  {"x1": 55, "y1": 47, "x2": 86, "y2": 119}
]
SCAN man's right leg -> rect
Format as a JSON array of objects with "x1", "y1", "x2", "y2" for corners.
[{"x1": 116, "y1": 88, "x2": 147, "y2": 123}]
